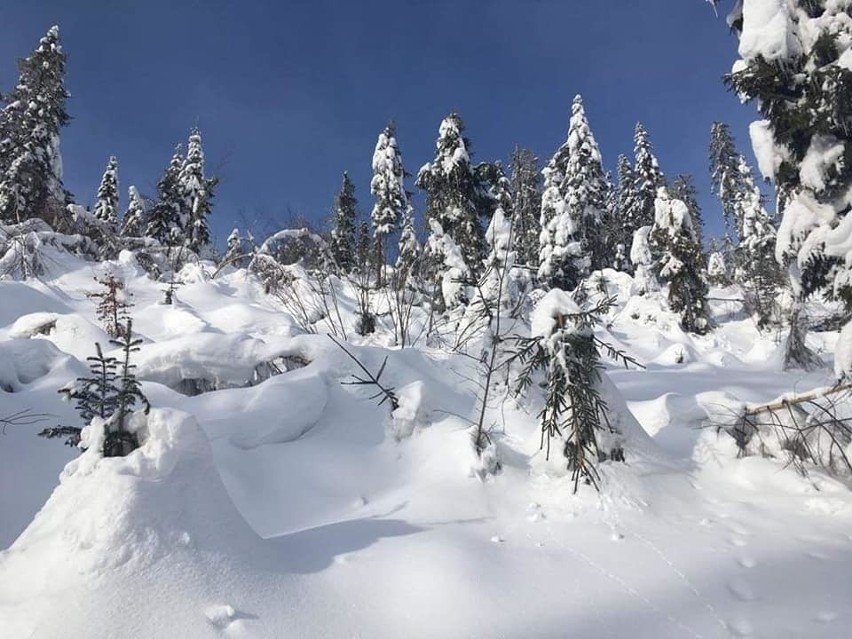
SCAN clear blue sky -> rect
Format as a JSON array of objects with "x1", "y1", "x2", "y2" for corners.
[{"x1": 0, "y1": 0, "x2": 757, "y2": 244}]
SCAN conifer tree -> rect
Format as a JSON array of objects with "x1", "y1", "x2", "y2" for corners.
[
  {"x1": 629, "y1": 123, "x2": 666, "y2": 231},
  {"x1": 508, "y1": 146, "x2": 542, "y2": 268},
  {"x1": 93, "y1": 156, "x2": 119, "y2": 225},
  {"x1": 355, "y1": 219, "x2": 372, "y2": 275},
  {"x1": 670, "y1": 174, "x2": 704, "y2": 247},
  {"x1": 417, "y1": 113, "x2": 488, "y2": 277},
  {"x1": 370, "y1": 122, "x2": 409, "y2": 274},
  {"x1": 722, "y1": 2, "x2": 852, "y2": 369},
  {"x1": 87, "y1": 274, "x2": 133, "y2": 338},
  {"x1": 330, "y1": 172, "x2": 358, "y2": 272},
  {"x1": 179, "y1": 128, "x2": 216, "y2": 253},
  {"x1": 121, "y1": 186, "x2": 146, "y2": 237},
  {"x1": 146, "y1": 145, "x2": 184, "y2": 245},
  {"x1": 650, "y1": 188, "x2": 711, "y2": 334},
  {"x1": 104, "y1": 320, "x2": 149, "y2": 457},
  {"x1": 0, "y1": 26, "x2": 71, "y2": 227},
  {"x1": 709, "y1": 122, "x2": 786, "y2": 328},
  {"x1": 395, "y1": 206, "x2": 420, "y2": 273},
  {"x1": 612, "y1": 154, "x2": 638, "y2": 272},
  {"x1": 539, "y1": 96, "x2": 608, "y2": 289}
]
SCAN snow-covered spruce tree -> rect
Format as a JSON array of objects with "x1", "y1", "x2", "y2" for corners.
[
  {"x1": 650, "y1": 188, "x2": 711, "y2": 334},
  {"x1": 628, "y1": 123, "x2": 667, "y2": 235},
  {"x1": 539, "y1": 96, "x2": 609, "y2": 290},
  {"x1": 611, "y1": 154, "x2": 638, "y2": 272},
  {"x1": 178, "y1": 128, "x2": 216, "y2": 254},
  {"x1": 510, "y1": 291, "x2": 629, "y2": 492},
  {"x1": 424, "y1": 219, "x2": 471, "y2": 312},
  {"x1": 395, "y1": 205, "x2": 420, "y2": 274},
  {"x1": 417, "y1": 113, "x2": 490, "y2": 284},
  {"x1": 331, "y1": 172, "x2": 358, "y2": 272},
  {"x1": 120, "y1": 186, "x2": 147, "y2": 237},
  {"x1": 670, "y1": 174, "x2": 705, "y2": 248},
  {"x1": 0, "y1": 26, "x2": 71, "y2": 228},
  {"x1": 370, "y1": 122, "x2": 409, "y2": 278},
  {"x1": 146, "y1": 145, "x2": 184, "y2": 246},
  {"x1": 509, "y1": 146, "x2": 542, "y2": 268},
  {"x1": 709, "y1": 122, "x2": 785, "y2": 327},
  {"x1": 93, "y1": 156, "x2": 119, "y2": 226},
  {"x1": 709, "y1": 121, "x2": 746, "y2": 242},
  {"x1": 722, "y1": 1, "x2": 852, "y2": 369}
]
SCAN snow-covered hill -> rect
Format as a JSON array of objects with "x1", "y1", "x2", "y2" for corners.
[{"x1": 1, "y1": 250, "x2": 851, "y2": 639}]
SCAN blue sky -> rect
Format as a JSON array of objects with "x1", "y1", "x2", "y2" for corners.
[{"x1": 0, "y1": 0, "x2": 756, "y2": 245}]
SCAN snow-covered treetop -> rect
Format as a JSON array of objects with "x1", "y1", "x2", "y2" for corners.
[
  {"x1": 653, "y1": 187, "x2": 694, "y2": 238},
  {"x1": 370, "y1": 122, "x2": 408, "y2": 238},
  {"x1": 530, "y1": 288, "x2": 582, "y2": 340}
]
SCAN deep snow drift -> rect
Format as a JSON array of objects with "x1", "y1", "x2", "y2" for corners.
[{"x1": 1, "y1": 252, "x2": 851, "y2": 639}]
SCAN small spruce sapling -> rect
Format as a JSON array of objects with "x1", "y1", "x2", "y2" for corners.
[
  {"x1": 104, "y1": 319, "x2": 150, "y2": 457},
  {"x1": 509, "y1": 292, "x2": 638, "y2": 492},
  {"x1": 87, "y1": 273, "x2": 133, "y2": 338}
]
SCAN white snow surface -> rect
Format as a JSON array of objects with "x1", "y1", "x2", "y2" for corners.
[{"x1": 1, "y1": 253, "x2": 852, "y2": 638}]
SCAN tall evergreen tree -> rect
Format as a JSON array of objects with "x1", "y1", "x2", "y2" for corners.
[
  {"x1": 0, "y1": 26, "x2": 70, "y2": 226},
  {"x1": 538, "y1": 96, "x2": 608, "y2": 289},
  {"x1": 629, "y1": 123, "x2": 666, "y2": 231},
  {"x1": 650, "y1": 188, "x2": 711, "y2": 334},
  {"x1": 721, "y1": 2, "x2": 852, "y2": 368},
  {"x1": 179, "y1": 128, "x2": 216, "y2": 253},
  {"x1": 508, "y1": 146, "x2": 542, "y2": 268},
  {"x1": 416, "y1": 113, "x2": 489, "y2": 276},
  {"x1": 709, "y1": 121, "x2": 744, "y2": 242},
  {"x1": 93, "y1": 156, "x2": 119, "y2": 225},
  {"x1": 330, "y1": 172, "x2": 358, "y2": 272},
  {"x1": 121, "y1": 186, "x2": 146, "y2": 237},
  {"x1": 395, "y1": 206, "x2": 420, "y2": 273},
  {"x1": 370, "y1": 122, "x2": 409, "y2": 271},
  {"x1": 670, "y1": 174, "x2": 704, "y2": 248},
  {"x1": 146, "y1": 145, "x2": 184, "y2": 245},
  {"x1": 612, "y1": 154, "x2": 638, "y2": 272}
]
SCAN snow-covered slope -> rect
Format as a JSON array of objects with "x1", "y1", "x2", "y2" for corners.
[{"x1": 1, "y1": 254, "x2": 851, "y2": 638}]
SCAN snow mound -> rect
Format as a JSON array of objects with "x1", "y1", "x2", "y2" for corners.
[
  {"x1": 0, "y1": 409, "x2": 263, "y2": 637},
  {"x1": 0, "y1": 338, "x2": 77, "y2": 392}
]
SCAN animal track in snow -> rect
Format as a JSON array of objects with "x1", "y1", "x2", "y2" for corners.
[
  {"x1": 727, "y1": 578, "x2": 756, "y2": 602},
  {"x1": 737, "y1": 556, "x2": 757, "y2": 569}
]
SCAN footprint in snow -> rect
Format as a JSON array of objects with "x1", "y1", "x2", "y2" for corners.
[
  {"x1": 814, "y1": 610, "x2": 837, "y2": 623},
  {"x1": 205, "y1": 605, "x2": 237, "y2": 629},
  {"x1": 727, "y1": 577, "x2": 756, "y2": 602},
  {"x1": 730, "y1": 535, "x2": 748, "y2": 548},
  {"x1": 737, "y1": 556, "x2": 757, "y2": 569},
  {"x1": 725, "y1": 618, "x2": 754, "y2": 637}
]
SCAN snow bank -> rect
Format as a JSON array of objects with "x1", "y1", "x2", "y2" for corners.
[{"x1": 0, "y1": 409, "x2": 263, "y2": 637}]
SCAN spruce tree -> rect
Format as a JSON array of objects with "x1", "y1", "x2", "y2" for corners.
[
  {"x1": 104, "y1": 320, "x2": 149, "y2": 457},
  {"x1": 121, "y1": 186, "x2": 147, "y2": 237},
  {"x1": 93, "y1": 156, "x2": 119, "y2": 225},
  {"x1": 539, "y1": 96, "x2": 608, "y2": 289},
  {"x1": 146, "y1": 145, "x2": 184, "y2": 246},
  {"x1": 330, "y1": 172, "x2": 358, "y2": 272},
  {"x1": 670, "y1": 174, "x2": 704, "y2": 248},
  {"x1": 416, "y1": 113, "x2": 488, "y2": 277},
  {"x1": 395, "y1": 206, "x2": 420, "y2": 273},
  {"x1": 629, "y1": 123, "x2": 666, "y2": 231},
  {"x1": 508, "y1": 146, "x2": 542, "y2": 268},
  {"x1": 709, "y1": 121, "x2": 744, "y2": 242},
  {"x1": 370, "y1": 122, "x2": 409, "y2": 274},
  {"x1": 612, "y1": 154, "x2": 638, "y2": 272},
  {"x1": 179, "y1": 128, "x2": 216, "y2": 253},
  {"x1": 650, "y1": 188, "x2": 711, "y2": 334},
  {"x1": 0, "y1": 26, "x2": 71, "y2": 227},
  {"x1": 723, "y1": 2, "x2": 852, "y2": 369}
]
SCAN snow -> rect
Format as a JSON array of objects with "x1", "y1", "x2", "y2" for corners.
[
  {"x1": 2, "y1": 247, "x2": 852, "y2": 638},
  {"x1": 530, "y1": 288, "x2": 581, "y2": 339},
  {"x1": 737, "y1": 0, "x2": 801, "y2": 61},
  {"x1": 749, "y1": 119, "x2": 786, "y2": 182}
]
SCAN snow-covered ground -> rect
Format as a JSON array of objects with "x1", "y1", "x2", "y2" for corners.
[{"x1": 1, "y1": 250, "x2": 851, "y2": 639}]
